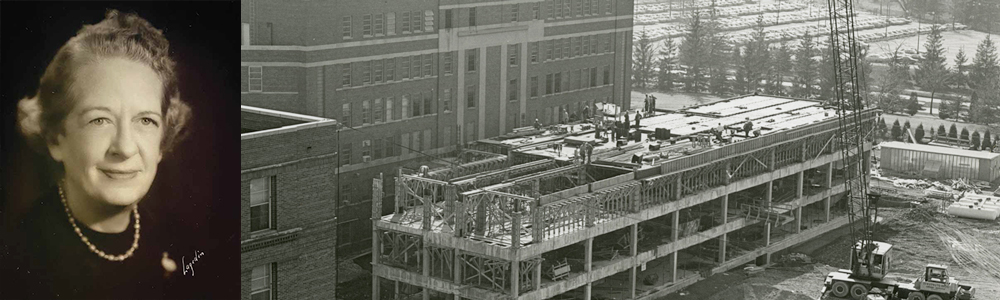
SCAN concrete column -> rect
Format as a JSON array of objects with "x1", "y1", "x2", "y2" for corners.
[
  {"x1": 454, "y1": 250, "x2": 462, "y2": 300},
  {"x1": 423, "y1": 246, "x2": 431, "y2": 300},
  {"x1": 534, "y1": 259, "x2": 542, "y2": 291},
  {"x1": 797, "y1": 171, "x2": 804, "y2": 198},
  {"x1": 826, "y1": 162, "x2": 833, "y2": 188},
  {"x1": 765, "y1": 181, "x2": 773, "y2": 207},
  {"x1": 721, "y1": 195, "x2": 728, "y2": 224},
  {"x1": 769, "y1": 149, "x2": 776, "y2": 171},
  {"x1": 671, "y1": 252, "x2": 678, "y2": 283},
  {"x1": 630, "y1": 224, "x2": 638, "y2": 299},
  {"x1": 511, "y1": 258, "x2": 520, "y2": 297},
  {"x1": 675, "y1": 176, "x2": 683, "y2": 200},
  {"x1": 672, "y1": 210, "x2": 679, "y2": 242},
  {"x1": 372, "y1": 230, "x2": 381, "y2": 300},
  {"x1": 718, "y1": 233, "x2": 727, "y2": 263},
  {"x1": 824, "y1": 196, "x2": 831, "y2": 223},
  {"x1": 765, "y1": 222, "x2": 772, "y2": 265},
  {"x1": 585, "y1": 237, "x2": 593, "y2": 300},
  {"x1": 796, "y1": 207, "x2": 802, "y2": 233}
]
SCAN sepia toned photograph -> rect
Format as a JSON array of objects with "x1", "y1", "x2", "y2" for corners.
[
  {"x1": 241, "y1": 0, "x2": 999, "y2": 299},
  {"x1": 1, "y1": 1, "x2": 239, "y2": 299}
]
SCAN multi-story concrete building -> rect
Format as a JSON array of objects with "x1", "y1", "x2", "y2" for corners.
[
  {"x1": 241, "y1": 106, "x2": 340, "y2": 300},
  {"x1": 240, "y1": 0, "x2": 635, "y2": 262},
  {"x1": 370, "y1": 95, "x2": 878, "y2": 299}
]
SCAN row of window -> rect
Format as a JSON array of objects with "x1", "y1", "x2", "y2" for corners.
[
  {"x1": 339, "y1": 54, "x2": 439, "y2": 89},
  {"x1": 340, "y1": 90, "x2": 437, "y2": 128},
  {"x1": 342, "y1": 10, "x2": 434, "y2": 40},
  {"x1": 530, "y1": 65, "x2": 611, "y2": 97},
  {"x1": 536, "y1": 33, "x2": 615, "y2": 63},
  {"x1": 546, "y1": 0, "x2": 613, "y2": 20},
  {"x1": 249, "y1": 176, "x2": 275, "y2": 233},
  {"x1": 339, "y1": 130, "x2": 434, "y2": 166}
]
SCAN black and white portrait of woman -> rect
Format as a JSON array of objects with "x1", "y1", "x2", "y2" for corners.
[{"x1": 0, "y1": 2, "x2": 238, "y2": 299}]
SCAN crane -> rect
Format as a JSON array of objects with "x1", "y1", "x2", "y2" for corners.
[{"x1": 819, "y1": 0, "x2": 976, "y2": 298}]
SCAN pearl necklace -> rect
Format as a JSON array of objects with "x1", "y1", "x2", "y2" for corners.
[{"x1": 58, "y1": 182, "x2": 140, "y2": 262}]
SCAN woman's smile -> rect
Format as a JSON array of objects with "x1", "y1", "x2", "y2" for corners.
[{"x1": 99, "y1": 168, "x2": 141, "y2": 180}]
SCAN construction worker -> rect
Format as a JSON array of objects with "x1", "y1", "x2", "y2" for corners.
[
  {"x1": 635, "y1": 111, "x2": 643, "y2": 128},
  {"x1": 583, "y1": 105, "x2": 591, "y2": 120},
  {"x1": 562, "y1": 109, "x2": 570, "y2": 124},
  {"x1": 743, "y1": 119, "x2": 754, "y2": 136},
  {"x1": 534, "y1": 118, "x2": 542, "y2": 130}
]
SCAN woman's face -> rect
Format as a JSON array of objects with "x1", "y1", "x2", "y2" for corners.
[{"x1": 48, "y1": 57, "x2": 164, "y2": 207}]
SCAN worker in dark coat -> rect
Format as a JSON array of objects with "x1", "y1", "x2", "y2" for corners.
[
  {"x1": 743, "y1": 120, "x2": 753, "y2": 136},
  {"x1": 635, "y1": 112, "x2": 643, "y2": 128}
]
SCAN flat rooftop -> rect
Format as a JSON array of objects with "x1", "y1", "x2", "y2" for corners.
[
  {"x1": 880, "y1": 141, "x2": 1000, "y2": 160},
  {"x1": 240, "y1": 105, "x2": 337, "y2": 139},
  {"x1": 491, "y1": 95, "x2": 843, "y2": 167}
]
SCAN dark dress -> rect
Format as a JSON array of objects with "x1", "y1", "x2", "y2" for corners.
[{"x1": 1, "y1": 185, "x2": 184, "y2": 299}]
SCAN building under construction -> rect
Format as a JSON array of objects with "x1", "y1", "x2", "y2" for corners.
[{"x1": 370, "y1": 95, "x2": 878, "y2": 300}]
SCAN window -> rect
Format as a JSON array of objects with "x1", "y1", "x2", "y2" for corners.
[
  {"x1": 423, "y1": 129, "x2": 431, "y2": 151},
  {"x1": 423, "y1": 91, "x2": 432, "y2": 115},
  {"x1": 530, "y1": 42, "x2": 538, "y2": 63},
  {"x1": 387, "y1": 13, "x2": 396, "y2": 35},
  {"x1": 576, "y1": 0, "x2": 582, "y2": 16},
  {"x1": 466, "y1": 85, "x2": 476, "y2": 108},
  {"x1": 385, "y1": 58, "x2": 395, "y2": 82},
  {"x1": 374, "y1": 98, "x2": 384, "y2": 123},
  {"x1": 361, "y1": 61, "x2": 371, "y2": 85},
  {"x1": 341, "y1": 142, "x2": 352, "y2": 166},
  {"x1": 533, "y1": 3, "x2": 540, "y2": 19},
  {"x1": 571, "y1": 70, "x2": 580, "y2": 90},
  {"x1": 374, "y1": 139, "x2": 384, "y2": 159},
  {"x1": 412, "y1": 11, "x2": 422, "y2": 33},
  {"x1": 508, "y1": 79, "x2": 518, "y2": 101},
  {"x1": 443, "y1": 89, "x2": 451, "y2": 112},
  {"x1": 591, "y1": 67, "x2": 598, "y2": 87},
  {"x1": 362, "y1": 100, "x2": 371, "y2": 125},
  {"x1": 591, "y1": 35, "x2": 598, "y2": 54},
  {"x1": 342, "y1": 16, "x2": 352, "y2": 39},
  {"x1": 604, "y1": 33, "x2": 613, "y2": 52},
  {"x1": 583, "y1": 68, "x2": 590, "y2": 88},
  {"x1": 545, "y1": 74, "x2": 553, "y2": 95},
  {"x1": 411, "y1": 55, "x2": 421, "y2": 78},
  {"x1": 443, "y1": 52, "x2": 453, "y2": 75},
  {"x1": 362, "y1": 14, "x2": 372, "y2": 36},
  {"x1": 554, "y1": 39, "x2": 562, "y2": 59},
  {"x1": 509, "y1": 44, "x2": 519, "y2": 66},
  {"x1": 412, "y1": 131, "x2": 422, "y2": 151},
  {"x1": 469, "y1": 7, "x2": 476, "y2": 26},
  {"x1": 385, "y1": 97, "x2": 394, "y2": 122},
  {"x1": 384, "y1": 137, "x2": 395, "y2": 157},
  {"x1": 562, "y1": 38, "x2": 570, "y2": 58},
  {"x1": 423, "y1": 54, "x2": 433, "y2": 77},
  {"x1": 509, "y1": 4, "x2": 519, "y2": 22},
  {"x1": 582, "y1": 36, "x2": 590, "y2": 55},
  {"x1": 583, "y1": 0, "x2": 590, "y2": 15},
  {"x1": 573, "y1": 37, "x2": 580, "y2": 57},
  {"x1": 413, "y1": 93, "x2": 422, "y2": 116},
  {"x1": 373, "y1": 60, "x2": 383, "y2": 83},
  {"x1": 591, "y1": 0, "x2": 598, "y2": 15},
  {"x1": 467, "y1": 50, "x2": 477, "y2": 72},
  {"x1": 250, "y1": 264, "x2": 273, "y2": 300},
  {"x1": 401, "y1": 12, "x2": 410, "y2": 33},
  {"x1": 340, "y1": 64, "x2": 351, "y2": 87},
  {"x1": 249, "y1": 66, "x2": 262, "y2": 92},
  {"x1": 374, "y1": 13, "x2": 385, "y2": 36},
  {"x1": 605, "y1": 0, "x2": 612, "y2": 14},
  {"x1": 555, "y1": 0, "x2": 562, "y2": 18},
  {"x1": 250, "y1": 176, "x2": 273, "y2": 232},
  {"x1": 361, "y1": 139, "x2": 372, "y2": 159},
  {"x1": 424, "y1": 10, "x2": 434, "y2": 32},
  {"x1": 445, "y1": 9, "x2": 453, "y2": 29},
  {"x1": 399, "y1": 57, "x2": 409, "y2": 79},
  {"x1": 401, "y1": 94, "x2": 409, "y2": 119},
  {"x1": 342, "y1": 103, "x2": 351, "y2": 127},
  {"x1": 603, "y1": 65, "x2": 610, "y2": 85},
  {"x1": 530, "y1": 76, "x2": 539, "y2": 97},
  {"x1": 554, "y1": 72, "x2": 562, "y2": 93},
  {"x1": 545, "y1": 40, "x2": 555, "y2": 60}
]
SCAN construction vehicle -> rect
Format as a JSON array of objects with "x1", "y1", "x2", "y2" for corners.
[{"x1": 817, "y1": 0, "x2": 977, "y2": 298}]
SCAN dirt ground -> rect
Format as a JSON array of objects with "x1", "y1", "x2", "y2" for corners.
[{"x1": 661, "y1": 205, "x2": 1000, "y2": 300}]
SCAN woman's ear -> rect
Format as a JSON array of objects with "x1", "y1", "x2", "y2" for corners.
[{"x1": 47, "y1": 136, "x2": 65, "y2": 162}]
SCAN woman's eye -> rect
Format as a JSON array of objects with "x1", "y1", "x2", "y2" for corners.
[
  {"x1": 140, "y1": 117, "x2": 160, "y2": 127},
  {"x1": 90, "y1": 118, "x2": 111, "y2": 126}
]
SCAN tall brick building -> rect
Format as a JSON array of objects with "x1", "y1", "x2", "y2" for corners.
[
  {"x1": 240, "y1": 0, "x2": 635, "y2": 286},
  {"x1": 241, "y1": 106, "x2": 340, "y2": 300}
]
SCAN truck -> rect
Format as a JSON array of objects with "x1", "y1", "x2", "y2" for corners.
[{"x1": 822, "y1": 241, "x2": 976, "y2": 300}]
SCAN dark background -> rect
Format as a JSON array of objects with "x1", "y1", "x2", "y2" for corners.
[{"x1": 0, "y1": 1, "x2": 238, "y2": 298}]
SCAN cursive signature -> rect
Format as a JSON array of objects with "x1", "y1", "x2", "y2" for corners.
[{"x1": 182, "y1": 250, "x2": 206, "y2": 276}]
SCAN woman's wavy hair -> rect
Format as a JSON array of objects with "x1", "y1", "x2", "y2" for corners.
[{"x1": 17, "y1": 9, "x2": 191, "y2": 158}]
